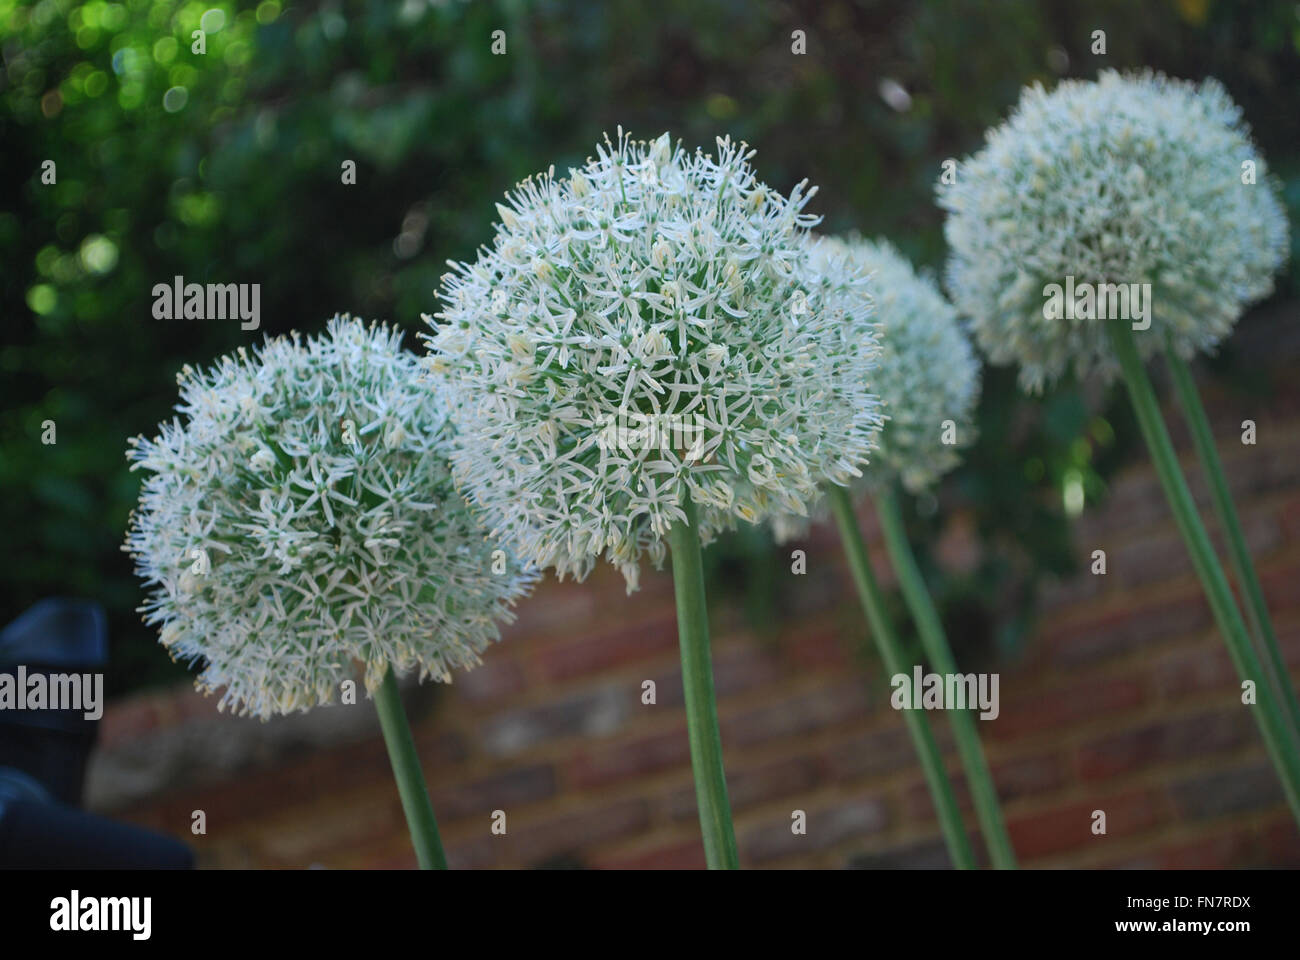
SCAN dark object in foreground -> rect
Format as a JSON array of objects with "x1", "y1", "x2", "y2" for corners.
[
  {"x1": 0, "y1": 599, "x2": 193, "y2": 868},
  {"x1": 0, "y1": 789, "x2": 194, "y2": 869}
]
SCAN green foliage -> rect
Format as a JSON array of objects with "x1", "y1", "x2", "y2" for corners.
[{"x1": 4, "y1": 0, "x2": 1299, "y2": 694}]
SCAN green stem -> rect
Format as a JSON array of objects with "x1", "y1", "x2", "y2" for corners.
[
  {"x1": 827, "y1": 484, "x2": 978, "y2": 869},
  {"x1": 1164, "y1": 345, "x2": 1300, "y2": 743},
  {"x1": 1107, "y1": 318, "x2": 1300, "y2": 825},
  {"x1": 874, "y1": 485, "x2": 1018, "y2": 869},
  {"x1": 373, "y1": 666, "x2": 448, "y2": 870},
  {"x1": 666, "y1": 496, "x2": 739, "y2": 869}
]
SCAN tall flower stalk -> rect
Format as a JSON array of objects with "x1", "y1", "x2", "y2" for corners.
[
  {"x1": 1106, "y1": 319, "x2": 1300, "y2": 820},
  {"x1": 1163, "y1": 344, "x2": 1300, "y2": 742},
  {"x1": 828, "y1": 486, "x2": 976, "y2": 869},
  {"x1": 939, "y1": 70, "x2": 1300, "y2": 824},
  {"x1": 779, "y1": 236, "x2": 1009, "y2": 868},
  {"x1": 874, "y1": 486, "x2": 1016, "y2": 868},
  {"x1": 374, "y1": 666, "x2": 447, "y2": 869},
  {"x1": 425, "y1": 132, "x2": 882, "y2": 867},
  {"x1": 667, "y1": 497, "x2": 738, "y2": 868},
  {"x1": 124, "y1": 317, "x2": 537, "y2": 867}
]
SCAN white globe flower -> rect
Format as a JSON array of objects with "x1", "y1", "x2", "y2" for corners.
[
  {"x1": 425, "y1": 130, "x2": 882, "y2": 590},
  {"x1": 124, "y1": 316, "x2": 537, "y2": 719},
  {"x1": 771, "y1": 236, "x2": 979, "y2": 543},
  {"x1": 938, "y1": 69, "x2": 1288, "y2": 392},
  {"x1": 823, "y1": 236, "x2": 979, "y2": 491}
]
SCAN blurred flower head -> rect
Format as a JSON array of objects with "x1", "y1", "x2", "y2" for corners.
[
  {"x1": 771, "y1": 236, "x2": 979, "y2": 542},
  {"x1": 124, "y1": 316, "x2": 536, "y2": 719},
  {"x1": 938, "y1": 69, "x2": 1288, "y2": 392},
  {"x1": 821, "y1": 236, "x2": 978, "y2": 491},
  {"x1": 425, "y1": 130, "x2": 882, "y2": 590}
]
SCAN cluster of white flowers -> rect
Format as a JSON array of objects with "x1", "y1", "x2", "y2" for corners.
[
  {"x1": 425, "y1": 130, "x2": 882, "y2": 591},
  {"x1": 771, "y1": 236, "x2": 979, "y2": 542},
  {"x1": 124, "y1": 316, "x2": 537, "y2": 719},
  {"x1": 819, "y1": 236, "x2": 979, "y2": 491},
  {"x1": 938, "y1": 70, "x2": 1288, "y2": 391}
]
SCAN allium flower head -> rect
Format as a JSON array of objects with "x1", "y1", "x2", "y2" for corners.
[
  {"x1": 124, "y1": 316, "x2": 536, "y2": 719},
  {"x1": 425, "y1": 130, "x2": 882, "y2": 590},
  {"x1": 939, "y1": 69, "x2": 1288, "y2": 391},
  {"x1": 820, "y1": 236, "x2": 979, "y2": 492},
  {"x1": 771, "y1": 236, "x2": 979, "y2": 543}
]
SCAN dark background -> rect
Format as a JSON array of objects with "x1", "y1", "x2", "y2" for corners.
[{"x1": 4, "y1": 0, "x2": 1299, "y2": 697}]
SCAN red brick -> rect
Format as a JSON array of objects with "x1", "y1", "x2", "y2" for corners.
[
  {"x1": 903, "y1": 771, "x2": 971, "y2": 824},
  {"x1": 898, "y1": 748, "x2": 1054, "y2": 819},
  {"x1": 1082, "y1": 469, "x2": 1165, "y2": 537},
  {"x1": 1043, "y1": 588, "x2": 1209, "y2": 666},
  {"x1": 139, "y1": 737, "x2": 396, "y2": 828},
  {"x1": 567, "y1": 727, "x2": 690, "y2": 790},
  {"x1": 712, "y1": 640, "x2": 783, "y2": 696},
  {"x1": 666, "y1": 754, "x2": 824, "y2": 820},
  {"x1": 1282, "y1": 622, "x2": 1300, "y2": 667},
  {"x1": 478, "y1": 683, "x2": 630, "y2": 756},
  {"x1": 1280, "y1": 492, "x2": 1300, "y2": 543},
  {"x1": 645, "y1": 640, "x2": 782, "y2": 709},
  {"x1": 505, "y1": 578, "x2": 598, "y2": 639},
  {"x1": 1040, "y1": 571, "x2": 1104, "y2": 609},
  {"x1": 740, "y1": 795, "x2": 889, "y2": 864},
  {"x1": 989, "y1": 676, "x2": 1146, "y2": 741},
  {"x1": 991, "y1": 751, "x2": 1066, "y2": 802},
  {"x1": 784, "y1": 623, "x2": 851, "y2": 670},
  {"x1": 1261, "y1": 816, "x2": 1300, "y2": 866},
  {"x1": 1109, "y1": 531, "x2": 1193, "y2": 588},
  {"x1": 250, "y1": 792, "x2": 401, "y2": 865},
  {"x1": 1006, "y1": 789, "x2": 1166, "y2": 860},
  {"x1": 593, "y1": 838, "x2": 706, "y2": 870},
  {"x1": 1152, "y1": 643, "x2": 1235, "y2": 699},
  {"x1": 1261, "y1": 558, "x2": 1300, "y2": 614},
  {"x1": 430, "y1": 764, "x2": 556, "y2": 822},
  {"x1": 1077, "y1": 709, "x2": 1252, "y2": 781},
  {"x1": 506, "y1": 799, "x2": 651, "y2": 866},
  {"x1": 721, "y1": 679, "x2": 869, "y2": 748},
  {"x1": 847, "y1": 836, "x2": 952, "y2": 869},
  {"x1": 535, "y1": 612, "x2": 679, "y2": 682},
  {"x1": 822, "y1": 725, "x2": 914, "y2": 782},
  {"x1": 409, "y1": 730, "x2": 471, "y2": 768},
  {"x1": 452, "y1": 658, "x2": 527, "y2": 706},
  {"x1": 444, "y1": 835, "x2": 498, "y2": 870},
  {"x1": 1171, "y1": 761, "x2": 1286, "y2": 820},
  {"x1": 1107, "y1": 831, "x2": 1249, "y2": 870}
]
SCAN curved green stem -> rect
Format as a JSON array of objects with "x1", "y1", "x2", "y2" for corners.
[
  {"x1": 827, "y1": 484, "x2": 978, "y2": 869},
  {"x1": 874, "y1": 485, "x2": 1018, "y2": 869},
  {"x1": 1164, "y1": 345, "x2": 1300, "y2": 744},
  {"x1": 373, "y1": 666, "x2": 448, "y2": 869},
  {"x1": 1108, "y1": 318, "x2": 1300, "y2": 826},
  {"x1": 666, "y1": 496, "x2": 739, "y2": 869}
]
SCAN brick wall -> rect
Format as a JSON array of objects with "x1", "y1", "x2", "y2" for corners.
[{"x1": 87, "y1": 323, "x2": 1300, "y2": 869}]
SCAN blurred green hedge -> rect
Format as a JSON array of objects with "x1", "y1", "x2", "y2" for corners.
[{"x1": 3, "y1": 0, "x2": 1299, "y2": 695}]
